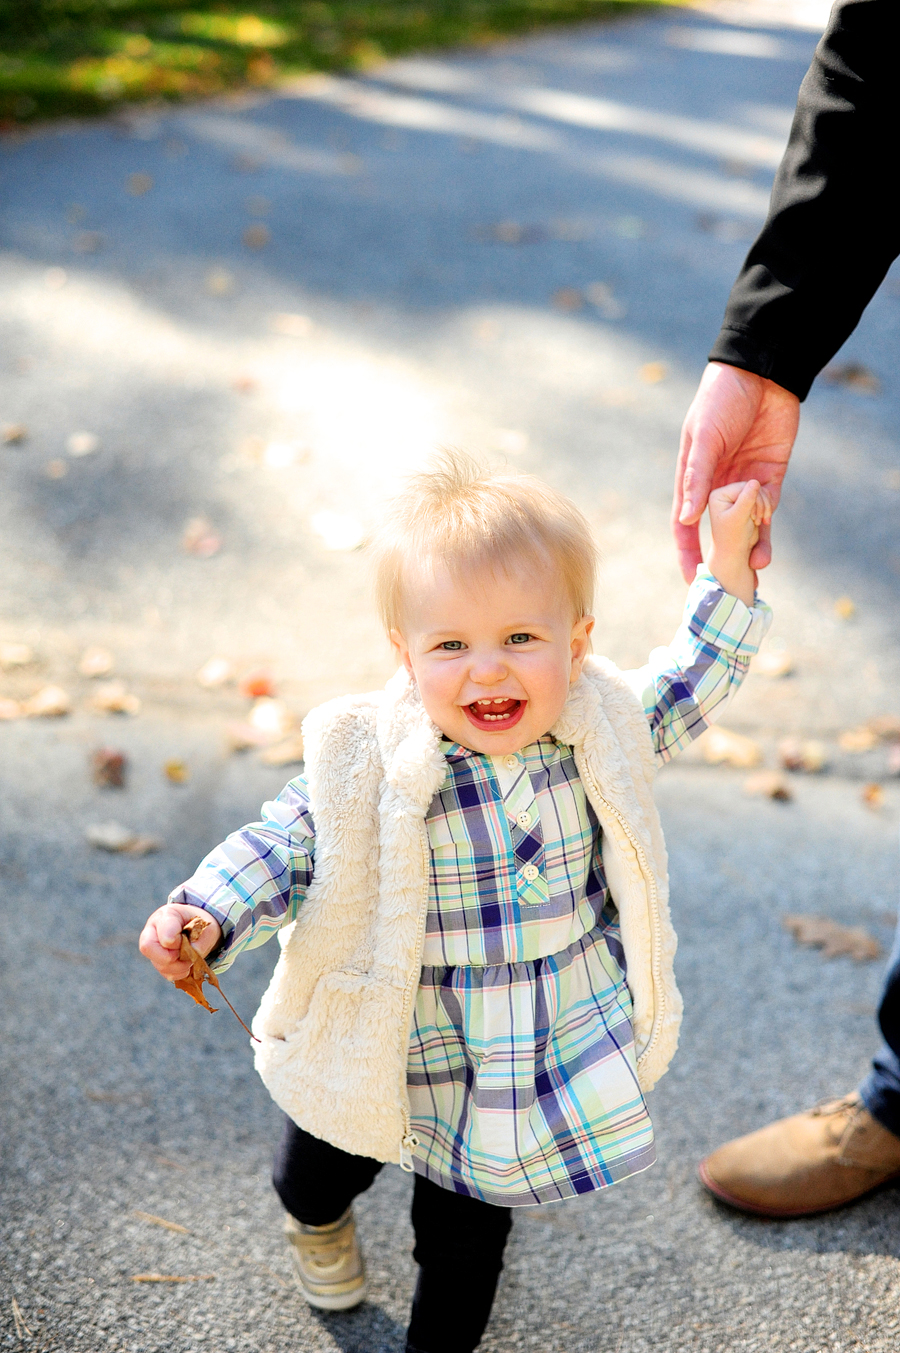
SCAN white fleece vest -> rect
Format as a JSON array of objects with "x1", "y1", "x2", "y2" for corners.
[{"x1": 253, "y1": 658, "x2": 682, "y2": 1167}]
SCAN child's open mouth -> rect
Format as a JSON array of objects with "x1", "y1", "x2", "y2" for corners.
[{"x1": 463, "y1": 697, "x2": 525, "y2": 730}]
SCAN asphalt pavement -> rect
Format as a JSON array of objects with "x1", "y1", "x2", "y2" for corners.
[{"x1": 3, "y1": 2, "x2": 900, "y2": 1350}]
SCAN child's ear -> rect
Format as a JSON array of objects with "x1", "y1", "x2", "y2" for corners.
[
  {"x1": 569, "y1": 615, "x2": 594, "y2": 682},
  {"x1": 390, "y1": 629, "x2": 414, "y2": 676}
]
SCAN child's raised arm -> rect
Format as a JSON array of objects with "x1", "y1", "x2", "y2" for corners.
[{"x1": 706, "y1": 479, "x2": 772, "y2": 607}]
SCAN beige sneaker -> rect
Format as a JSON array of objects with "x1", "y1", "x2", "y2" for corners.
[
  {"x1": 284, "y1": 1207, "x2": 367, "y2": 1310},
  {"x1": 699, "y1": 1093, "x2": 900, "y2": 1218}
]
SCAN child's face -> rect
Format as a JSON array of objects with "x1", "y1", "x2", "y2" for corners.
[{"x1": 391, "y1": 559, "x2": 593, "y2": 754}]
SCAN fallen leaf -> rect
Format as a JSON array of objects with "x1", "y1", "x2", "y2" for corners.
[
  {"x1": 552, "y1": 287, "x2": 584, "y2": 312},
  {"x1": 867, "y1": 714, "x2": 900, "y2": 742},
  {"x1": 639, "y1": 361, "x2": 668, "y2": 385},
  {"x1": 744, "y1": 770, "x2": 792, "y2": 801},
  {"x1": 838, "y1": 726, "x2": 878, "y2": 753},
  {"x1": 205, "y1": 268, "x2": 234, "y2": 296},
  {"x1": 834, "y1": 596, "x2": 856, "y2": 620},
  {"x1": 67, "y1": 431, "x2": 99, "y2": 457},
  {"x1": 23, "y1": 685, "x2": 71, "y2": 717},
  {"x1": 783, "y1": 914, "x2": 881, "y2": 962},
  {"x1": 44, "y1": 459, "x2": 67, "y2": 479},
  {"x1": 0, "y1": 697, "x2": 22, "y2": 720},
  {"x1": 11, "y1": 1297, "x2": 32, "y2": 1339},
  {"x1": 90, "y1": 680, "x2": 140, "y2": 715},
  {"x1": 242, "y1": 223, "x2": 270, "y2": 249},
  {"x1": 702, "y1": 726, "x2": 762, "y2": 769},
  {"x1": 196, "y1": 656, "x2": 233, "y2": 689},
  {"x1": 259, "y1": 733, "x2": 305, "y2": 766},
  {"x1": 131, "y1": 1274, "x2": 215, "y2": 1283},
  {"x1": 174, "y1": 916, "x2": 258, "y2": 1039},
  {"x1": 127, "y1": 172, "x2": 154, "y2": 196},
  {"x1": 2, "y1": 423, "x2": 27, "y2": 444},
  {"x1": 862, "y1": 783, "x2": 885, "y2": 810},
  {"x1": 0, "y1": 642, "x2": 34, "y2": 668},
  {"x1": 310, "y1": 510, "x2": 364, "y2": 551},
  {"x1": 824, "y1": 362, "x2": 880, "y2": 395},
  {"x1": 182, "y1": 517, "x2": 222, "y2": 558},
  {"x1": 239, "y1": 669, "x2": 275, "y2": 699},
  {"x1": 79, "y1": 645, "x2": 114, "y2": 677},
  {"x1": 133, "y1": 1210, "x2": 190, "y2": 1234},
  {"x1": 73, "y1": 231, "x2": 103, "y2": 254},
  {"x1": 92, "y1": 748, "x2": 127, "y2": 788},
  {"x1": 778, "y1": 737, "x2": 827, "y2": 774},
  {"x1": 751, "y1": 649, "x2": 794, "y2": 678},
  {"x1": 86, "y1": 822, "x2": 161, "y2": 854},
  {"x1": 164, "y1": 759, "x2": 189, "y2": 784},
  {"x1": 270, "y1": 312, "x2": 312, "y2": 338}
]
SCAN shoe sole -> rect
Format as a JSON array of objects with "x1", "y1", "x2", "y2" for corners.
[
  {"x1": 292, "y1": 1278, "x2": 367, "y2": 1312},
  {"x1": 698, "y1": 1158, "x2": 900, "y2": 1219}
]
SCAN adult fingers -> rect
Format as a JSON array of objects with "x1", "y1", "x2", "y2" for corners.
[{"x1": 673, "y1": 517, "x2": 703, "y2": 583}]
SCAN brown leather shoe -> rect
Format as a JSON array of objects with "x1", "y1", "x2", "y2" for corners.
[{"x1": 699, "y1": 1093, "x2": 900, "y2": 1218}]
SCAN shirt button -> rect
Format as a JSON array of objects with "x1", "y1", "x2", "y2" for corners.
[
  {"x1": 504, "y1": 754, "x2": 519, "y2": 770},
  {"x1": 516, "y1": 811, "x2": 531, "y2": 829},
  {"x1": 522, "y1": 864, "x2": 539, "y2": 882}
]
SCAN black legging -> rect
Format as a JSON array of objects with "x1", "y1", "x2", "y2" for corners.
[{"x1": 273, "y1": 1117, "x2": 513, "y2": 1353}]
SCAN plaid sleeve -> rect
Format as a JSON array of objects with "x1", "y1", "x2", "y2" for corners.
[
  {"x1": 167, "y1": 776, "x2": 315, "y2": 973},
  {"x1": 622, "y1": 568, "x2": 772, "y2": 762}
]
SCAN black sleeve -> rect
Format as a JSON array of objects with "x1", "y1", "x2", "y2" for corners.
[{"x1": 708, "y1": 0, "x2": 900, "y2": 401}]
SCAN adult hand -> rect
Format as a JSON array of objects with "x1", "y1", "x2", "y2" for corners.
[{"x1": 672, "y1": 362, "x2": 800, "y2": 582}]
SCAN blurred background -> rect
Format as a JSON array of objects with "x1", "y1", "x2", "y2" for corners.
[{"x1": 4, "y1": 1, "x2": 900, "y2": 1350}]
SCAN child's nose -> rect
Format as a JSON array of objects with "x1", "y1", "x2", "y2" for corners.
[{"x1": 468, "y1": 653, "x2": 508, "y2": 685}]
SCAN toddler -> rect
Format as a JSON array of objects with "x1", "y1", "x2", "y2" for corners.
[{"x1": 140, "y1": 456, "x2": 771, "y2": 1353}]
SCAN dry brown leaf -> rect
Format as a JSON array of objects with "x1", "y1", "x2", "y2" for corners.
[
  {"x1": 702, "y1": 726, "x2": 762, "y2": 769},
  {"x1": 133, "y1": 1210, "x2": 190, "y2": 1234},
  {"x1": 164, "y1": 759, "x2": 189, "y2": 784},
  {"x1": 778, "y1": 737, "x2": 827, "y2": 774},
  {"x1": 744, "y1": 770, "x2": 792, "y2": 801},
  {"x1": 90, "y1": 680, "x2": 140, "y2": 715},
  {"x1": 239, "y1": 669, "x2": 275, "y2": 699},
  {"x1": 242, "y1": 223, "x2": 270, "y2": 249},
  {"x1": 79, "y1": 645, "x2": 114, "y2": 677},
  {"x1": 862, "y1": 783, "x2": 885, "y2": 810},
  {"x1": 23, "y1": 685, "x2": 71, "y2": 717},
  {"x1": 183, "y1": 517, "x2": 222, "y2": 558},
  {"x1": 196, "y1": 656, "x2": 233, "y2": 689},
  {"x1": 174, "y1": 917, "x2": 258, "y2": 1039},
  {"x1": 2, "y1": 423, "x2": 27, "y2": 444},
  {"x1": 259, "y1": 733, "x2": 305, "y2": 767},
  {"x1": 0, "y1": 642, "x2": 34, "y2": 668},
  {"x1": 92, "y1": 748, "x2": 127, "y2": 788},
  {"x1": 838, "y1": 726, "x2": 878, "y2": 753},
  {"x1": 783, "y1": 914, "x2": 881, "y2": 962},
  {"x1": 824, "y1": 362, "x2": 880, "y2": 395},
  {"x1": 131, "y1": 1273, "x2": 215, "y2": 1283},
  {"x1": 86, "y1": 822, "x2": 161, "y2": 854}
]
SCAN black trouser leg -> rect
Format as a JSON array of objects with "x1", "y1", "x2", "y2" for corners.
[
  {"x1": 272, "y1": 1116, "x2": 384, "y2": 1226},
  {"x1": 406, "y1": 1174, "x2": 513, "y2": 1353}
]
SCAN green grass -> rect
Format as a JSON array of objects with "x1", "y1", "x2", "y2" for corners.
[{"x1": 0, "y1": 0, "x2": 668, "y2": 125}]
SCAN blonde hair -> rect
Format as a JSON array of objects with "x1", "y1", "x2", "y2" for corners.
[{"x1": 371, "y1": 452, "x2": 598, "y2": 632}]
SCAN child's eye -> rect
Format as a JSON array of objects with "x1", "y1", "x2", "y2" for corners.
[
  {"x1": 507, "y1": 633, "x2": 533, "y2": 645},
  {"x1": 439, "y1": 640, "x2": 464, "y2": 651}
]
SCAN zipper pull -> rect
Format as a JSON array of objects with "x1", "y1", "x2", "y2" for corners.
[{"x1": 399, "y1": 1132, "x2": 419, "y2": 1173}]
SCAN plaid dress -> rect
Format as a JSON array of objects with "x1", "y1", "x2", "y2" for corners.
[{"x1": 172, "y1": 571, "x2": 770, "y2": 1206}]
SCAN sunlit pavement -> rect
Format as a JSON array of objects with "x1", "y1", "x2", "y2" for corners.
[{"x1": 3, "y1": 3, "x2": 900, "y2": 1350}]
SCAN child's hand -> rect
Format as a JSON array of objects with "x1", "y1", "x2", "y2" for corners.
[
  {"x1": 139, "y1": 903, "x2": 222, "y2": 981},
  {"x1": 706, "y1": 480, "x2": 772, "y2": 607}
]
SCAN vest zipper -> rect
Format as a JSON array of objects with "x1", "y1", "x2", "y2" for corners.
[
  {"x1": 579, "y1": 763, "x2": 666, "y2": 1070},
  {"x1": 397, "y1": 824, "x2": 430, "y2": 1171}
]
